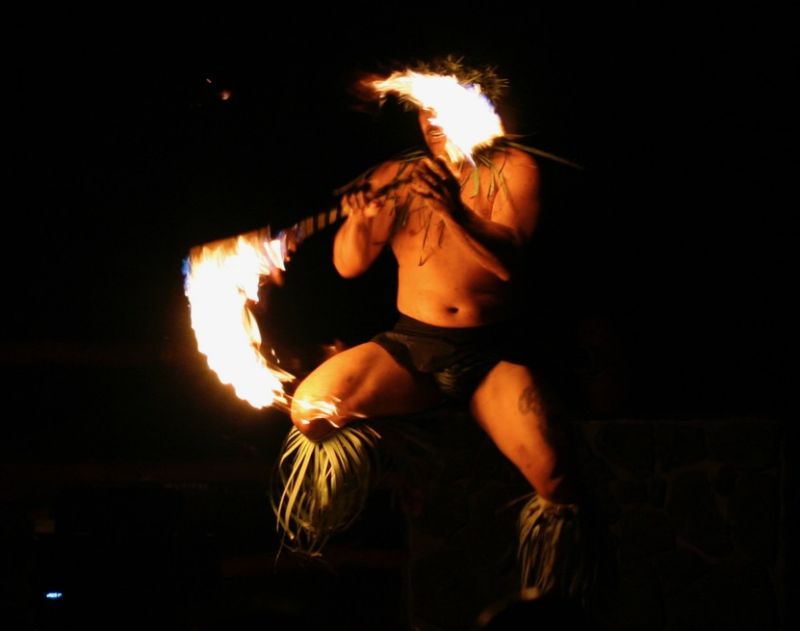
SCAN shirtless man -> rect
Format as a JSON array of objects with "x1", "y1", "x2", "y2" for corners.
[{"x1": 288, "y1": 89, "x2": 572, "y2": 505}]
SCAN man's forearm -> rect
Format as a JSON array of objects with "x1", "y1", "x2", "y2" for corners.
[{"x1": 333, "y1": 216, "x2": 380, "y2": 278}]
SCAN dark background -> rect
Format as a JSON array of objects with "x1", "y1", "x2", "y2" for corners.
[{"x1": 3, "y1": 4, "x2": 793, "y2": 628}]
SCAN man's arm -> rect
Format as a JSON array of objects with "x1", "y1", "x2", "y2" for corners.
[
  {"x1": 332, "y1": 161, "x2": 400, "y2": 278},
  {"x1": 413, "y1": 149, "x2": 540, "y2": 281}
]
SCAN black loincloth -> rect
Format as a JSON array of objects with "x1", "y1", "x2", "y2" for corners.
[{"x1": 371, "y1": 313, "x2": 526, "y2": 402}]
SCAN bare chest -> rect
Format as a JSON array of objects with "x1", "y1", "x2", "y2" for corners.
[{"x1": 389, "y1": 168, "x2": 497, "y2": 265}]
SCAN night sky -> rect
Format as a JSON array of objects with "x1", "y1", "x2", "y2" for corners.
[{"x1": 5, "y1": 5, "x2": 791, "y2": 460}]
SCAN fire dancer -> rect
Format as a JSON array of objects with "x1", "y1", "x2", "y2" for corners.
[
  {"x1": 290, "y1": 59, "x2": 577, "y2": 510},
  {"x1": 184, "y1": 57, "x2": 594, "y2": 600},
  {"x1": 265, "y1": 58, "x2": 599, "y2": 602}
]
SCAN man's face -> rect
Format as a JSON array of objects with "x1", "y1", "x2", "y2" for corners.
[{"x1": 418, "y1": 107, "x2": 447, "y2": 156}]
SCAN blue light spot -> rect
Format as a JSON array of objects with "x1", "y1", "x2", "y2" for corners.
[{"x1": 45, "y1": 592, "x2": 63, "y2": 600}]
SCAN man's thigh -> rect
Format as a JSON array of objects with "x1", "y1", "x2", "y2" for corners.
[{"x1": 291, "y1": 341, "x2": 441, "y2": 428}]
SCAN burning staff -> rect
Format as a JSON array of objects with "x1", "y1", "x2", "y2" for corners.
[{"x1": 182, "y1": 174, "x2": 413, "y2": 413}]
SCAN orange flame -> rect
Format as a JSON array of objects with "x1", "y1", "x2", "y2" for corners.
[
  {"x1": 184, "y1": 228, "x2": 294, "y2": 409},
  {"x1": 371, "y1": 71, "x2": 505, "y2": 163}
]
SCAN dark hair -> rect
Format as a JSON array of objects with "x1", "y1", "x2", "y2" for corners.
[{"x1": 400, "y1": 55, "x2": 508, "y2": 108}]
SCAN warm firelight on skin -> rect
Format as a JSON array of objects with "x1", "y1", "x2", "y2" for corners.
[
  {"x1": 371, "y1": 71, "x2": 505, "y2": 163},
  {"x1": 184, "y1": 228, "x2": 294, "y2": 409},
  {"x1": 293, "y1": 397, "x2": 344, "y2": 428}
]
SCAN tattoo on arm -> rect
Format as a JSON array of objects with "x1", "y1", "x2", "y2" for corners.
[
  {"x1": 517, "y1": 385, "x2": 543, "y2": 416},
  {"x1": 518, "y1": 385, "x2": 554, "y2": 441}
]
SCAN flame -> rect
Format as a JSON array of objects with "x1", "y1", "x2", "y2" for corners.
[
  {"x1": 371, "y1": 71, "x2": 505, "y2": 163},
  {"x1": 293, "y1": 397, "x2": 343, "y2": 427},
  {"x1": 184, "y1": 227, "x2": 294, "y2": 409},
  {"x1": 291, "y1": 394, "x2": 368, "y2": 431}
]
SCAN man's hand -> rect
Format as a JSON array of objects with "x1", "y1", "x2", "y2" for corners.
[
  {"x1": 341, "y1": 183, "x2": 383, "y2": 219},
  {"x1": 410, "y1": 157, "x2": 465, "y2": 217}
]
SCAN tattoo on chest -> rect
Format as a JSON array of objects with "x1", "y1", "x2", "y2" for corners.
[
  {"x1": 387, "y1": 153, "x2": 506, "y2": 267},
  {"x1": 392, "y1": 195, "x2": 446, "y2": 267},
  {"x1": 417, "y1": 208, "x2": 445, "y2": 266}
]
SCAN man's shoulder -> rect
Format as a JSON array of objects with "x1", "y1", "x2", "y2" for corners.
[
  {"x1": 477, "y1": 145, "x2": 540, "y2": 194},
  {"x1": 485, "y1": 144, "x2": 539, "y2": 172},
  {"x1": 369, "y1": 153, "x2": 424, "y2": 188}
]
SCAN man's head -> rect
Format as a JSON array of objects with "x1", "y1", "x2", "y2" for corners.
[
  {"x1": 365, "y1": 56, "x2": 508, "y2": 161},
  {"x1": 418, "y1": 106, "x2": 447, "y2": 156}
]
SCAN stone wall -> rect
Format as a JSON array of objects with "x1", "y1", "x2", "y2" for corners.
[
  {"x1": 404, "y1": 415, "x2": 786, "y2": 630},
  {"x1": 582, "y1": 418, "x2": 784, "y2": 630}
]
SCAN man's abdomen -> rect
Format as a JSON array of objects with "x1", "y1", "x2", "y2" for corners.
[{"x1": 396, "y1": 263, "x2": 511, "y2": 327}]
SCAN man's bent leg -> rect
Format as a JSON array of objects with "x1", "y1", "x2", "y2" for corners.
[
  {"x1": 291, "y1": 341, "x2": 441, "y2": 440},
  {"x1": 470, "y1": 361, "x2": 575, "y2": 503},
  {"x1": 470, "y1": 362, "x2": 598, "y2": 599}
]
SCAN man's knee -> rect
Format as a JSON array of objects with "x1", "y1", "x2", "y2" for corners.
[
  {"x1": 291, "y1": 414, "x2": 338, "y2": 441},
  {"x1": 289, "y1": 379, "x2": 341, "y2": 441},
  {"x1": 510, "y1": 440, "x2": 575, "y2": 502}
]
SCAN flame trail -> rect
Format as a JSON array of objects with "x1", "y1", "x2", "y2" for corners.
[
  {"x1": 370, "y1": 71, "x2": 505, "y2": 163},
  {"x1": 183, "y1": 212, "x2": 350, "y2": 411},
  {"x1": 183, "y1": 227, "x2": 295, "y2": 409}
]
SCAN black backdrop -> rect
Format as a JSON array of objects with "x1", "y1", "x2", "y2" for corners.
[{"x1": 3, "y1": 5, "x2": 793, "y2": 628}]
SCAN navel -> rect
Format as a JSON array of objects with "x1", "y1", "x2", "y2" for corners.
[{"x1": 446, "y1": 306, "x2": 459, "y2": 314}]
